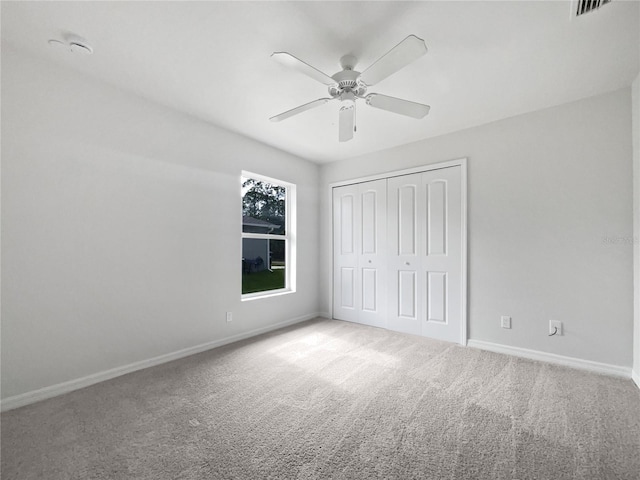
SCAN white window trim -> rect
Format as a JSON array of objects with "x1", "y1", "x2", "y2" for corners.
[{"x1": 241, "y1": 171, "x2": 296, "y2": 300}]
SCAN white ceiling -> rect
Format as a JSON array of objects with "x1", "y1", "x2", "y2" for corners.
[{"x1": 2, "y1": 1, "x2": 639, "y2": 163}]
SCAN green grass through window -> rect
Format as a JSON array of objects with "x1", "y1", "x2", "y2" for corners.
[{"x1": 242, "y1": 269, "x2": 285, "y2": 295}]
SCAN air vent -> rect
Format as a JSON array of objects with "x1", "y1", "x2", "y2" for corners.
[{"x1": 575, "y1": 0, "x2": 611, "y2": 17}]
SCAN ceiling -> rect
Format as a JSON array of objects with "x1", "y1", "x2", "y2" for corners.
[{"x1": 2, "y1": 1, "x2": 638, "y2": 163}]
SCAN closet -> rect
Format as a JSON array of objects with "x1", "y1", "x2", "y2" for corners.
[{"x1": 332, "y1": 163, "x2": 466, "y2": 344}]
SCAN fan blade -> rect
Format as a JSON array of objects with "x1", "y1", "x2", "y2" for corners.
[
  {"x1": 271, "y1": 52, "x2": 336, "y2": 86},
  {"x1": 359, "y1": 35, "x2": 428, "y2": 86},
  {"x1": 270, "y1": 98, "x2": 331, "y2": 122},
  {"x1": 339, "y1": 105, "x2": 355, "y2": 142},
  {"x1": 366, "y1": 93, "x2": 430, "y2": 119}
]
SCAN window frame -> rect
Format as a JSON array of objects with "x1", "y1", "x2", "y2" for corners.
[{"x1": 241, "y1": 171, "x2": 296, "y2": 301}]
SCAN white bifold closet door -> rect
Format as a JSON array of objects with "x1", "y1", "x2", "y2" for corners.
[
  {"x1": 333, "y1": 179, "x2": 387, "y2": 329},
  {"x1": 333, "y1": 165, "x2": 464, "y2": 344},
  {"x1": 387, "y1": 167, "x2": 462, "y2": 343}
]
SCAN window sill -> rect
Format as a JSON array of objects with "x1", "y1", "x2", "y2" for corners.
[{"x1": 241, "y1": 288, "x2": 295, "y2": 302}]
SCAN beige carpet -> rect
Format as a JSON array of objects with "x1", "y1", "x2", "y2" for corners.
[{"x1": 2, "y1": 318, "x2": 639, "y2": 479}]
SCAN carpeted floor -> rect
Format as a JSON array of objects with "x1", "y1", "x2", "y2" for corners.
[{"x1": 2, "y1": 318, "x2": 639, "y2": 479}]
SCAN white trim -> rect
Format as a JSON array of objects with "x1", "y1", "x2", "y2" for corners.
[
  {"x1": 241, "y1": 170, "x2": 294, "y2": 188},
  {"x1": 569, "y1": 0, "x2": 579, "y2": 19},
  {"x1": 460, "y1": 160, "x2": 468, "y2": 346},
  {"x1": 242, "y1": 232, "x2": 287, "y2": 240},
  {"x1": 328, "y1": 157, "x2": 467, "y2": 189},
  {"x1": 1, "y1": 313, "x2": 320, "y2": 412},
  {"x1": 241, "y1": 288, "x2": 294, "y2": 301},
  {"x1": 330, "y1": 158, "x2": 468, "y2": 346},
  {"x1": 468, "y1": 339, "x2": 632, "y2": 378},
  {"x1": 633, "y1": 370, "x2": 640, "y2": 389}
]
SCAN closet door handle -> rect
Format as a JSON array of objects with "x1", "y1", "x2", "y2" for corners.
[
  {"x1": 405, "y1": 262, "x2": 410, "y2": 266},
  {"x1": 368, "y1": 260, "x2": 372, "y2": 263}
]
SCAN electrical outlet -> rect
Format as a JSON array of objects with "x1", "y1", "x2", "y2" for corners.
[
  {"x1": 549, "y1": 320, "x2": 562, "y2": 336},
  {"x1": 501, "y1": 316, "x2": 511, "y2": 329},
  {"x1": 226, "y1": 312, "x2": 233, "y2": 322}
]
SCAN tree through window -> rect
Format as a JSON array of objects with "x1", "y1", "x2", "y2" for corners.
[{"x1": 242, "y1": 178, "x2": 285, "y2": 233}]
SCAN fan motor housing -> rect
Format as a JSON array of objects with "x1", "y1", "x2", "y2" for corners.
[{"x1": 329, "y1": 69, "x2": 367, "y2": 98}]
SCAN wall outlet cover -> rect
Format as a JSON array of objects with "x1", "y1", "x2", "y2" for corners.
[
  {"x1": 501, "y1": 316, "x2": 511, "y2": 329},
  {"x1": 549, "y1": 320, "x2": 562, "y2": 335}
]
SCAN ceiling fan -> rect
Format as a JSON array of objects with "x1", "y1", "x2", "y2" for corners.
[{"x1": 269, "y1": 35, "x2": 430, "y2": 142}]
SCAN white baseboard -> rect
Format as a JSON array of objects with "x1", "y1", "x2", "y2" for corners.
[
  {"x1": 317, "y1": 311, "x2": 331, "y2": 319},
  {"x1": 1, "y1": 313, "x2": 320, "y2": 412},
  {"x1": 467, "y1": 339, "x2": 632, "y2": 379},
  {"x1": 633, "y1": 370, "x2": 640, "y2": 389}
]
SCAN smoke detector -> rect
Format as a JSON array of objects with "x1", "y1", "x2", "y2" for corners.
[{"x1": 48, "y1": 34, "x2": 93, "y2": 55}]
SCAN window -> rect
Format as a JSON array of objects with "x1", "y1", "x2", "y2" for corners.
[{"x1": 241, "y1": 172, "x2": 296, "y2": 299}]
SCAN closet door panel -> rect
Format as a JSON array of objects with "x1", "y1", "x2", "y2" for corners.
[
  {"x1": 387, "y1": 174, "x2": 423, "y2": 335},
  {"x1": 340, "y1": 267, "x2": 356, "y2": 308},
  {"x1": 420, "y1": 167, "x2": 462, "y2": 343},
  {"x1": 398, "y1": 271, "x2": 417, "y2": 319},
  {"x1": 358, "y1": 179, "x2": 387, "y2": 328},
  {"x1": 426, "y1": 271, "x2": 446, "y2": 323},
  {"x1": 361, "y1": 191, "x2": 377, "y2": 254},
  {"x1": 340, "y1": 195, "x2": 355, "y2": 255},
  {"x1": 426, "y1": 180, "x2": 447, "y2": 256},
  {"x1": 333, "y1": 185, "x2": 360, "y2": 322},
  {"x1": 333, "y1": 179, "x2": 387, "y2": 327},
  {"x1": 398, "y1": 185, "x2": 417, "y2": 256}
]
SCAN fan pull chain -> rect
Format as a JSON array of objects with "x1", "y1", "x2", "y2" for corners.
[{"x1": 354, "y1": 104, "x2": 357, "y2": 133}]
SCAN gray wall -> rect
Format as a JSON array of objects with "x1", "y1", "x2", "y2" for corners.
[
  {"x1": 1, "y1": 46, "x2": 320, "y2": 399},
  {"x1": 320, "y1": 88, "x2": 634, "y2": 367}
]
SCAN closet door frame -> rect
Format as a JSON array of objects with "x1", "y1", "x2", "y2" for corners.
[{"x1": 330, "y1": 157, "x2": 468, "y2": 345}]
